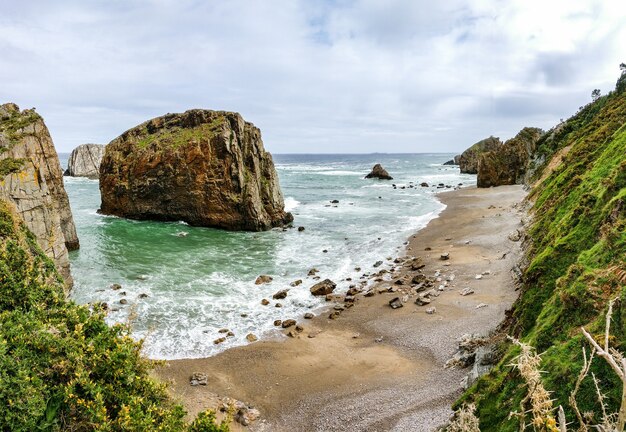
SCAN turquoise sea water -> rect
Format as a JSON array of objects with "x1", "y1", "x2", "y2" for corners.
[{"x1": 60, "y1": 153, "x2": 474, "y2": 359}]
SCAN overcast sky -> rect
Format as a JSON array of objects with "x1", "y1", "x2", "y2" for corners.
[{"x1": 1, "y1": 0, "x2": 624, "y2": 153}]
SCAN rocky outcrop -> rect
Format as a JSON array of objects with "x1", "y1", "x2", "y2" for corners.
[
  {"x1": 458, "y1": 136, "x2": 502, "y2": 174},
  {"x1": 477, "y1": 127, "x2": 544, "y2": 188},
  {"x1": 64, "y1": 144, "x2": 105, "y2": 178},
  {"x1": 443, "y1": 155, "x2": 460, "y2": 166},
  {"x1": 364, "y1": 164, "x2": 393, "y2": 180},
  {"x1": 0, "y1": 103, "x2": 79, "y2": 288},
  {"x1": 99, "y1": 109, "x2": 293, "y2": 231}
]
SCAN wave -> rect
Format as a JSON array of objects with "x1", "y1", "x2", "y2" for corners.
[{"x1": 284, "y1": 197, "x2": 300, "y2": 211}]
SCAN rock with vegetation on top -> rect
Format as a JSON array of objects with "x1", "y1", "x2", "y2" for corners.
[
  {"x1": 64, "y1": 143, "x2": 106, "y2": 178},
  {"x1": 477, "y1": 127, "x2": 544, "y2": 188},
  {"x1": 99, "y1": 109, "x2": 293, "y2": 231},
  {"x1": 0, "y1": 103, "x2": 79, "y2": 288},
  {"x1": 364, "y1": 164, "x2": 393, "y2": 180},
  {"x1": 458, "y1": 136, "x2": 502, "y2": 174}
]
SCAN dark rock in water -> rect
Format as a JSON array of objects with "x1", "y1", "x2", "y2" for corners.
[
  {"x1": 389, "y1": 297, "x2": 403, "y2": 309},
  {"x1": 373, "y1": 260, "x2": 383, "y2": 268},
  {"x1": 364, "y1": 164, "x2": 393, "y2": 180},
  {"x1": 273, "y1": 319, "x2": 282, "y2": 326},
  {"x1": 304, "y1": 312, "x2": 314, "y2": 319},
  {"x1": 255, "y1": 275, "x2": 273, "y2": 285},
  {"x1": 443, "y1": 159, "x2": 456, "y2": 166},
  {"x1": 330, "y1": 199, "x2": 339, "y2": 204},
  {"x1": 477, "y1": 127, "x2": 544, "y2": 188},
  {"x1": 246, "y1": 333, "x2": 258, "y2": 342},
  {"x1": 99, "y1": 109, "x2": 293, "y2": 231},
  {"x1": 310, "y1": 279, "x2": 336, "y2": 296},
  {"x1": 298, "y1": 226, "x2": 305, "y2": 232},
  {"x1": 261, "y1": 298, "x2": 270, "y2": 306},
  {"x1": 272, "y1": 289, "x2": 289, "y2": 300},
  {"x1": 459, "y1": 136, "x2": 502, "y2": 174},
  {"x1": 64, "y1": 143, "x2": 106, "y2": 178},
  {"x1": 420, "y1": 182, "x2": 429, "y2": 187},
  {"x1": 290, "y1": 279, "x2": 302, "y2": 287}
]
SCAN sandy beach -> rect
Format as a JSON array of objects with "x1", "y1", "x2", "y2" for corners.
[{"x1": 155, "y1": 185, "x2": 528, "y2": 431}]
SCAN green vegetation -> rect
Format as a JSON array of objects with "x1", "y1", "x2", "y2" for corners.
[
  {"x1": 0, "y1": 108, "x2": 40, "y2": 148},
  {"x1": 458, "y1": 71, "x2": 626, "y2": 430},
  {"x1": 0, "y1": 199, "x2": 228, "y2": 431},
  {"x1": 0, "y1": 158, "x2": 25, "y2": 177},
  {"x1": 134, "y1": 116, "x2": 226, "y2": 149}
]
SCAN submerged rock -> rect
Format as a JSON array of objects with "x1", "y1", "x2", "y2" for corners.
[
  {"x1": 99, "y1": 109, "x2": 293, "y2": 231},
  {"x1": 64, "y1": 143, "x2": 105, "y2": 178},
  {"x1": 364, "y1": 164, "x2": 393, "y2": 180},
  {"x1": 0, "y1": 103, "x2": 79, "y2": 289}
]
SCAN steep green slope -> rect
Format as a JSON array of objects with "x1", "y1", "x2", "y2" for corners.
[
  {"x1": 0, "y1": 199, "x2": 227, "y2": 431},
  {"x1": 458, "y1": 73, "x2": 626, "y2": 430}
]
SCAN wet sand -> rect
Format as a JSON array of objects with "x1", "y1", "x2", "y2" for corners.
[{"x1": 155, "y1": 185, "x2": 527, "y2": 431}]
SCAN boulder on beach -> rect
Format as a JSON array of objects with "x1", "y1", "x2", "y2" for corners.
[
  {"x1": 99, "y1": 109, "x2": 293, "y2": 231},
  {"x1": 364, "y1": 164, "x2": 393, "y2": 180},
  {"x1": 310, "y1": 279, "x2": 336, "y2": 296},
  {"x1": 64, "y1": 143, "x2": 106, "y2": 179}
]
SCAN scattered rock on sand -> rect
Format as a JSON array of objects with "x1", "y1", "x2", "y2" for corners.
[
  {"x1": 415, "y1": 296, "x2": 431, "y2": 306},
  {"x1": 310, "y1": 279, "x2": 337, "y2": 296},
  {"x1": 246, "y1": 333, "x2": 258, "y2": 342},
  {"x1": 508, "y1": 229, "x2": 521, "y2": 242},
  {"x1": 272, "y1": 289, "x2": 289, "y2": 300},
  {"x1": 475, "y1": 274, "x2": 483, "y2": 280},
  {"x1": 389, "y1": 297, "x2": 403, "y2": 309},
  {"x1": 364, "y1": 164, "x2": 393, "y2": 180},
  {"x1": 255, "y1": 275, "x2": 273, "y2": 284},
  {"x1": 189, "y1": 372, "x2": 208, "y2": 386},
  {"x1": 460, "y1": 288, "x2": 475, "y2": 296},
  {"x1": 304, "y1": 312, "x2": 314, "y2": 319},
  {"x1": 426, "y1": 307, "x2": 436, "y2": 314},
  {"x1": 476, "y1": 303, "x2": 488, "y2": 309},
  {"x1": 281, "y1": 319, "x2": 296, "y2": 328},
  {"x1": 440, "y1": 252, "x2": 450, "y2": 260}
]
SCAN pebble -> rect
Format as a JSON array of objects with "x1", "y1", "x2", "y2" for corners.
[
  {"x1": 460, "y1": 288, "x2": 475, "y2": 296},
  {"x1": 425, "y1": 307, "x2": 436, "y2": 314},
  {"x1": 304, "y1": 312, "x2": 314, "y2": 319},
  {"x1": 476, "y1": 303, "x2": 488, "y2": 309},
  {"x1": 190, "y1": 372, "x2": 208, "y2": 386},
  {"x1": 246, "y1": 333, "x2": 258, "y2": 342},
  {"x1": 475, "y1": 274, "x2": 483, "y2": 280}
]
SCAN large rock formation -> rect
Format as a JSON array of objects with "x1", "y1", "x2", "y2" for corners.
[
  {"x1": 458, "y1": 136, "x2": 502, "y2": 174},
  {"x1": 64, "y1": 143, "x2": 105, "y2": 178},
  {"x1": 99, "y1": 109, "x2": 293, "y2": 231},
  {"x1": 0, "y1": 103, "x2": 79, "y2": 287},
  {"x1": 477, "y1": 127, "x2": 544, "y2": 188},
  {"x1": 364, "y1": 164, "x2": 393, "y2": 180}
]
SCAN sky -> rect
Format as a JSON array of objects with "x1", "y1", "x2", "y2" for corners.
[{"x1": 1, "y1": 0, "x2": 625, "y2": 153}]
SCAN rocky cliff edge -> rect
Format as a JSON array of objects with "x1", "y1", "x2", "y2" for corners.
[{"x1": 0, "y1": 103, "x2": 79, "y2": 288}]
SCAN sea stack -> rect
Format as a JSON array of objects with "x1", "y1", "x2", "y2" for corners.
[
  {"x1": 99, "y1": 109, "x2": 293, "y2": 231},
  {"x1": 64, "y1": 143, "x2": 106, "y2": 178},
  {"x1": 365, "y1": 164, "x2": 393, "y2": 180},
  {"x1": 0, "y1": 103, "x2": 79, "y2": 288}
]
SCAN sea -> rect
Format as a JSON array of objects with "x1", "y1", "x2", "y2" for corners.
[{"x1": 59, "y1": 153, "x2": 475, "y2": 359}]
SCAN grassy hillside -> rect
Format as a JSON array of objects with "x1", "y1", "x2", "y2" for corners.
[
  {"x1": 457, "y1": 72, "x2": 626, "y2": 430},
  {"x1": 0, "y1": 199, "x2": 227, "y2": 431}
]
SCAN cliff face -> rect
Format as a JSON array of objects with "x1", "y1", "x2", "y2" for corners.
[
  {"x1": 0, "y1": 103, "x2": 79, "y2": 288},
  {"x1": 458, "y1": 136, "x2": 502, "y2": 174},
  {"x1": 99, "y1": 109, "x2": 293, "y2": 231},
  {"x1": 462, "y1": 73, "x2": 626, "y2": 430},
  {"x1": 64, "y1": 143, "x2": 105, "y2": 178},
  {"x1": 477, "y1": 127, "x2": 544, "y2": 188}
]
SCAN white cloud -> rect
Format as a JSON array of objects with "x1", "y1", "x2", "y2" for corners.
[{"x1": 0, "y1": 0, "x2": 624, "y2": 153}]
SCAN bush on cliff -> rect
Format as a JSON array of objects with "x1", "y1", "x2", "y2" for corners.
[
  {"x1": 0, "y1": 200, "x2": 228, "y2": 431},
  {"x1": 456, "y1": 70, "x2": 626, "y2": 430}
]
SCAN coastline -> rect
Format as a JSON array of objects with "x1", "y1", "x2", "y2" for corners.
[{"x1": 155, "y1": 185, "x2": 528, "y2": 431}]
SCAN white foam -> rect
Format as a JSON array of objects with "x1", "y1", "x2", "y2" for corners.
[{"x1": 284, "y1": 197, "x2": 300, "y2": 211}]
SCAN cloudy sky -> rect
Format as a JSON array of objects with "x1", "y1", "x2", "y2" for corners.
[{"x1": 1, "y1": 0, "x2": 624, "y2": 153}]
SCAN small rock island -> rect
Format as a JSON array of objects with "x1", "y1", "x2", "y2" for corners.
[
  {"x1": 99, "y1": 109, "x2": 293, "y2": 231},
  {"x1": 64, "y1": 143, "x2": 106, "y2": 178}
]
